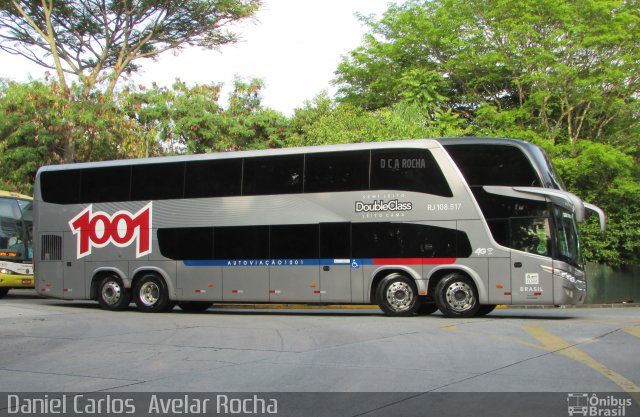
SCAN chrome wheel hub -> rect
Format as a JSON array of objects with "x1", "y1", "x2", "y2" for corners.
[
  {"x1": 385, "y1": 281, "x2": 414, "y2": 312},
  {"x1": 139, "y1": 281, "x2": 160, "y2": 306},
  {"x1": 444, "y1": 281, "x2": 475, "y2": 312},
  {"x1": 101, "y1": 281, "x2": 122, "y2": 305}
]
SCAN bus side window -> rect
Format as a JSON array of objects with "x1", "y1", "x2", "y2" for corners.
[
  {"x1": 304, "y1": 151, "x2": 369, "y2": 193},
  {"x1": 243, "y1": 155, "x2": 304, "y2": 196},
  {"x1": 352, "y1": 223, "x2": 469, "y2": 259},
  {"x1": 131, "y1": 163, "x2": 185, "y2": 201},
  {"x1": 319, "y1": 223, "x2": 351, "y2": 259},
  {"x1": 444, "y1": 145, "x2": 541, "y2": 187},
  {"x1": 184, "y1": 159, "x2": 242, "y2": 198},
  {"x1": 370, "y1": 149, "x2": 452, "y2": 197},
  {"x1": 80, "y1": 166, "x2": 131, "y2": 203},
  {"x1": 40, "y1": 170, "x2": 81, "y2": 204},
  {"x1": 270, "y1": 224, "x2": 318, "y2": 259},
  {"x1": 509, "y1": 217, "x2": 551, "y2": 256},
  {"x1": 157, "y1": 227, "x2": 214, "y2": 260},
  {"x1": 214, "y1": 226, "x2": 269, "y2": 259}
]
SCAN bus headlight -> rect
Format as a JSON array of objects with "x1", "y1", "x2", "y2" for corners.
[
  {"x1": 553, "y1": 269, "x2": 586, "y2": 291},
  {"x1": 0, "y1": 268, "x2": 17, "y2": 275},
  {"x1": 558, "y1": 270, "x2": 576, "y2": 283}
]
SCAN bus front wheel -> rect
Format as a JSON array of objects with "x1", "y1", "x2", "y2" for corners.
[
  {"x1": 434, "y1": 273, "x2": 480, "y2": 318},
  {"x1": 97, "y1": 275, "x2": 131, "y2": 311},
  {"x1": 0, "y1": 288, "x2": 9, "y2": 299},
  {"x1": 133, "y1": 274, "x2": 174, "y2": 313},
  {"x1": 376, "y1": 273, "x2": 419, "y2": 317}
]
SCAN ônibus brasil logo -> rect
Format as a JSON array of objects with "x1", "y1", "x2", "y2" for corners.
[{"x1": 69, "y1": 203, "x2": 152, "y2": 259}]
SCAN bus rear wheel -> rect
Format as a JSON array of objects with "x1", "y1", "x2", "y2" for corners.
[
  {"x1": 134, "y1": 274, "x2": 174, "y2": 313},
  {"x1": 435, "y1": 273, "x2": 479, "y2": 318},
  {"x1": 376, "y1": 273, "x2": 419, "y2": 317},
  {"x1": 97, "y1": 275, "x2": 131, "y2": 311}
]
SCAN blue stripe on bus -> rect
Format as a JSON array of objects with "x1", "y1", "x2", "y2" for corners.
[
  {"x1": 182, "y1": 258, "x2": 455, "y2": 268},
  {"x1": 184, "y1": 259, "x2": 350, "y2": 267}
]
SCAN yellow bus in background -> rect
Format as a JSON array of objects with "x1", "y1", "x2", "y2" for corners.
[{"x1": 0, "y1": 190, "x2": 34, "y2": 298}]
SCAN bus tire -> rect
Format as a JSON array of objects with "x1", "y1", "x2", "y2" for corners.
[
  {"x1": 178, "y1": 301, "x2": 213, "y2": 313},
  {"x1": 133, "y1": 274, "x2": 174, "y2": 313},
  {"x1": 417, "y1": 302, "x2": 438, "y2": 315},
  {"x1": 475, "y1": 304, "x2": 497, "y2": 317},
  {"x1": 434, "y1": 273, "x2": 480, "y2": 318},
  {"x1": 0, "y1": 288, "x2": 9, "y2": 299},
  {"x1": 97, "y1": 275, "x2": 131, "y2": 311},
  {"x1": 376, "y1": 273, "x2": 419, "y2": 317}
]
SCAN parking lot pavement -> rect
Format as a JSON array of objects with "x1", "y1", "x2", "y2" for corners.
[{"x1": 0, "y1": 291, "x2": 639, "y2": 395}]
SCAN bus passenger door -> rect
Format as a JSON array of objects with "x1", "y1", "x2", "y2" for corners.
[
  {"x1": 511, "y1": 251, "x2": 554, "y2": 304},
  {"x1": 509, "y1": 217, "x2": 554, "y2": 304},
  {"x1": 318, "y1": 223, "x2": 352, "y2": 304}
]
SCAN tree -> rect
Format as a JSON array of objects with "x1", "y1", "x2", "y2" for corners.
[
  {"x1": 0, "y1": 79, "x2": 148, "y2": 193},
  {"x1": 287, "y1": 93, "x2": 469, "y2": 147},
  {"x1": 122, "y1": 77, "x2": 289, "y2": 154},
  {"x1": 550, "y1": 141, "x2": 640, "y2": 266},
  {"x1": 0, "y1": 0, "x2": 260, "y2": 96},
  {"x1": 335, "y1": 0, "x2": 640, "y2": 145}
]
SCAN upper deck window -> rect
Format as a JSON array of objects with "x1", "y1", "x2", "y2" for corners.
[
  {"x1": 184, "y1": 159, "x2": 242, "y2": 198},
  {"x1": 370, "y1": 149, "x2": 452, "y2": 196},
  {"x1": 304, "y1": 151, "x2": 369, "y2": 193},
  {"x1": 444, "y1": 145, "x2": 541, "y2": 187},
  {"x1": 243, "y1": 155, "x2": 304, "y2": 195}
]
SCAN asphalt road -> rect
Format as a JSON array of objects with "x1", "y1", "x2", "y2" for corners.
[{"x1": 0, "y1": 290, "x2": 638, "y2": 394}]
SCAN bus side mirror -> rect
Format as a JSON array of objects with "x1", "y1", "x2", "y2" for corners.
[{"x1": 584, "y1": 203, "x2": 606, "y2": 232}]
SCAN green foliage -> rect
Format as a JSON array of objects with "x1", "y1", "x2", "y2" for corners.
[
  {"x1": 287, "y1": 93, "x2": 469, "y2": 147},
  {"x1": 549, "y1": 141, "x2": 640, "y2": 266},
  {"x1": 123, "y1": 78, "x2": 289, "y2": 153},
  {"x1": 335, "y1": 0, "x2": 640, "y2": 145},
  {"x1": 0, "y1": 0, "x2": 261, "y2": 95},
  {"x1": 0, "y1": 77, "x2": 288, "y2": 194},
  {"x1": 0, "y1": 79, "x2": 147, "y2": 193}
]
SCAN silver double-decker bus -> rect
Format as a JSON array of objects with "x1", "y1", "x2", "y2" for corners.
[{"x1": 33, "y1": 139, "x2": 600, "y2": 317}]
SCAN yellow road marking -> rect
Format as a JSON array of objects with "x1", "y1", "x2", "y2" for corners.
[
  {"x1": 522, "y1": 325, "x2": 640, "y2": 398},
  {"x1": 444, "y1": 323, "x2": 640, "y2": 401},
  {"x1": 623, "y1": 326, "x2": 640, "y2": 338},
  {"x1": 441, "y1": 324, "x2": 543, "y2": 350}
]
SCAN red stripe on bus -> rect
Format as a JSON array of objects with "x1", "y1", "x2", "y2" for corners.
[{"x1": 372, "y1": 258, "x2": 456, "y2": 265}]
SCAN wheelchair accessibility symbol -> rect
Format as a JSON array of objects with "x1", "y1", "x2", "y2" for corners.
[{"x1": 351, "y1": 260, "x2": 360, "y2": 269}]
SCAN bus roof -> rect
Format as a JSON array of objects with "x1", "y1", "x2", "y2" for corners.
[{"x1": 36, "y1": 139, "x2": 444, "y2": 173}]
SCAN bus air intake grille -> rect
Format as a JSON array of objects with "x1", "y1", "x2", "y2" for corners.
[{"x1": 41, "y1": 234, "x2": 62, "y2": 261}]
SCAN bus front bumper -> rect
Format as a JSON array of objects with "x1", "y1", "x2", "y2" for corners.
[
  {"x1": 553, "y1": 270, "x2": 586, "y2": 305},
  {"x1": 0, "y1": 274, "x2": 35, "y2": 289}
]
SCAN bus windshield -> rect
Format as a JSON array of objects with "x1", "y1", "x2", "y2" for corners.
[
  {"x1": 0, "y1": 197, "x2": 33, "y2": 262},
  {"x1": 552, "y1": 206, "x2": 582, "y2": 268}
]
